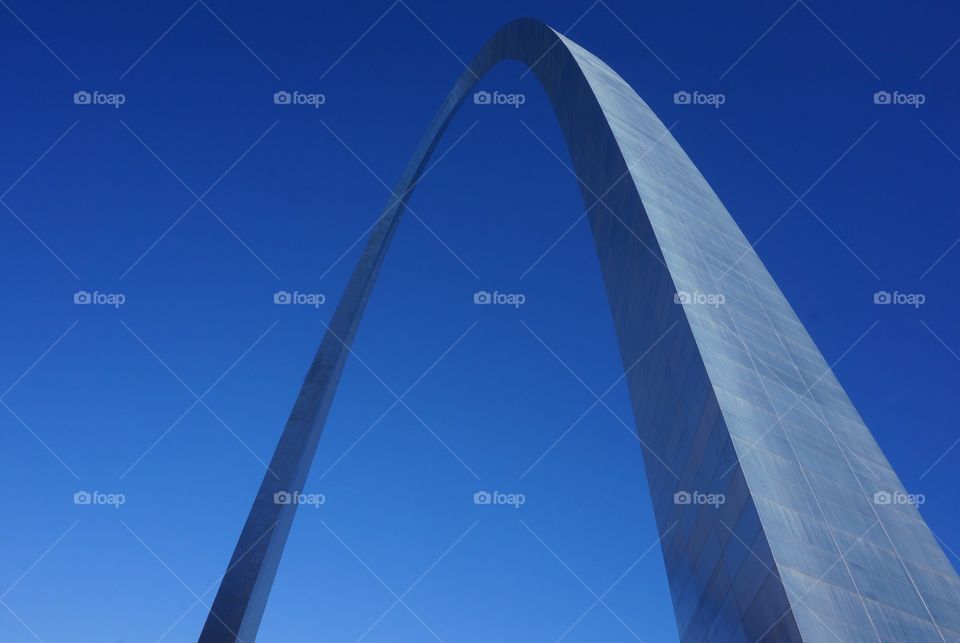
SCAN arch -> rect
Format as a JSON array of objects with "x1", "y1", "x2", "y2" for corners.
[{"x1": 200, "y1": 18, "x2": 960, "y2": 643}]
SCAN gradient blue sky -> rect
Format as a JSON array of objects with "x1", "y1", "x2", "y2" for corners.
[{"x1": 1, "y1": 1, "x2": 959, "y2": 641}]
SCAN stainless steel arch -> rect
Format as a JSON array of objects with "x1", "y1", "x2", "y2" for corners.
[{"x1": 200, "y1": 18, "x2": 960, "y2": 643}]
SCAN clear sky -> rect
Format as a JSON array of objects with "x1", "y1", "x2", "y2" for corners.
[{"x1": 1, "y1": 1, "x2": 959, "y2": 641}]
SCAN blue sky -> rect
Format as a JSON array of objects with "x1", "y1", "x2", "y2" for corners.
[{"x1": 1, "y1": 1, "x2": 959, "y2": 641}]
